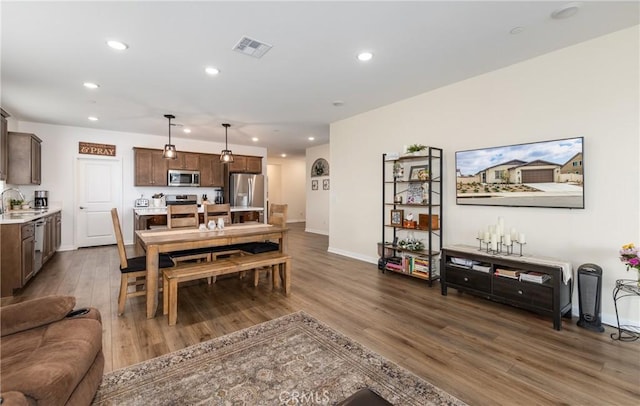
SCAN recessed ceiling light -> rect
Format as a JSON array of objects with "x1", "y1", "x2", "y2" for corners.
[
  {"x1": 252, "y1": 137, "x2": 259, "y2": 142},
  {"x1": 509, "y1": 27, "x2": 525, "y2": 35},
  {"x1": 205, "y1": 67, "x2": 220, "y2": 75},
  {"x1": 357, "y1": 51, "x2": 373, "y2": 62},
  {"x1": 551, "y1": 2, "x2": 582, "y2": 19},
  {"x1": 308, "y1": 137, "x2": 315, "y2": 141},
  {"x1": 280, "y1": 154, "x2": 287, "y2": 158},
  {"x1": 88, "y1": 116, "x2": 98, "y2": 121},
  {"x1": 83, "y1": 82, "x2": 99, "y2": 89},
  {"x1": 106, "y1": 40, "x2": 128, "y2": 50},
  {"x1": 183, "y1": 128, "x2": 191, "y2": 134}
]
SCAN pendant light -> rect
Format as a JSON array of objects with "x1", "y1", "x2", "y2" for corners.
[
  {"x1": 220, "y1": 123, "x2": 234, "y2": 163},
  {"x1": 162, "y1": 114, "x2": 177, "y2": 159}
]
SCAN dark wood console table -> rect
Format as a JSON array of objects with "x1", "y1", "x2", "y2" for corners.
[{"x1": 441, "y1": 245, "x2": 573, "y2": 330}]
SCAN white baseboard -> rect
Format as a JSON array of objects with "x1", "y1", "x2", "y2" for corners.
[
  {"x1": 327, "y1": 246, "x2": 378, "y2": 264},
  {"x1": 305, "y1": 228, "x2": 329, "y2": 236}
]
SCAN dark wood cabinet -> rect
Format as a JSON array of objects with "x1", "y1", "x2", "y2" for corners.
[
  {"x1": 134, "y1": 148, "x2": 168, "y2": 186},
  {"x1": 1, "y1": 212, "x2": 61, "y2": 297},
  {"x1": 168, "y1": 152, "x2": 200, "y2": 170},
  {"x1": 441, "y1": 246, "x2": 572, "y2": 330},
  {"x1": 7, "y1": 132, "x2": 42, "y2": 185},
  {"x1": 0, "y1": 108, "x2": 9, "y2": 181},
  {"x1": 228, "y1": 155, "x2": 262, "y2": 173},
  {"x1": 199, "y1": 154, "x2": 224, "y2": 187}
]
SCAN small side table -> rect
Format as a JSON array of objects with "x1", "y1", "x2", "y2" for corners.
[{"x1": 611, "y1": 279, "x2": 640, "y2": 341}]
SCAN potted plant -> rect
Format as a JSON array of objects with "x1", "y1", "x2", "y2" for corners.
[
  {"x1": 10, "y1": 199, "x2": 24, "y2": 210},
  {"x1": 405, "y1": 144, "x2": 428, "y2": 156}
]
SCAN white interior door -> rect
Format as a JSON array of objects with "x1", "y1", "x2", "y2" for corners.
[{"x1": 76, "y1": 157, "x2": 122, "y2": 247}]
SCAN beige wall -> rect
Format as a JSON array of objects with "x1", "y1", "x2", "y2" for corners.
[
  {"x1": 267, "y1": 157, "x2": 306, "y2": 223},
  {"x1": 329, "y1": 26, "x2": 639, "y2": 326},
  {"x1": 305, "y1": 144, "x2": 330, "y2": 235}
]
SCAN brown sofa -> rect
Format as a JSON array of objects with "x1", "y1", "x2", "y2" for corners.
[{"x1": 0, "y1": 296, "x2": 104, "y2": 405}]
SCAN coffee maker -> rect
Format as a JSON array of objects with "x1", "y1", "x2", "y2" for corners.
[{"x1": 34, "y1": 190, "x2": 48, "y2": 209}]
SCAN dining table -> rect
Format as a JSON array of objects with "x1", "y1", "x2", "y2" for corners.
[{"x1": 135, "y1": 223, "x2": 289, "y2": 319}]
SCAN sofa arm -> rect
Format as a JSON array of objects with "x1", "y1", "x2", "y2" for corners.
[{"x1": 0, "y1": 295, "x2": 75, "y2": 337}]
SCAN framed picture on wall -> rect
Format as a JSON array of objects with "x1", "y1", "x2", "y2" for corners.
[
  {"x1": 390, "y1": 209, "x2": 404, "y2": 226},
  {"x1": 323, "y1": 179, "x2": 330, "y2": 190},
  {"x1": 312, "y1": 180, "x2": 318, "y2": 190}
]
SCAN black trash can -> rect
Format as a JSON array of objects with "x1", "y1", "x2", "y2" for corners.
[{"x1": 577, "y1": 263, "x2": 605, "y2": 332}]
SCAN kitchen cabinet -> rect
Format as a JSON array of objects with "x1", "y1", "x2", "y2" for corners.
[
  {"x1": 0, "y1": 108, "x2": 9, "y2": 181},
  {"x1": 168, "y1": 151, "x2": 200, "y2": 171},
  {"x1": 228, "y1": 155, "x2": 262, "y2": 173},
  {"x1": 1, "y1": 222, "x2": 35, "y2": 297},
  {"x1": 199, "y1": 153, "x2": 224, "y2": 187},
  {"x1": 1, "y1": 211, "x2": 61, "y2": 297},
  {"x1": 134, "y1": 148, "x2": 168, "y2": 186},
  {"x1": 7, "y1": 131, "x2": 42, "y2": 185}
]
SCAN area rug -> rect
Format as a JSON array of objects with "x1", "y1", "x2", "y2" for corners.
[{"x1": 93, "y1": 311, "x2": 466, "y2": 405}]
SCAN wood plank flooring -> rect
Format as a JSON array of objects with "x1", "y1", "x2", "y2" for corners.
[{"x1": 2, "y1": 223, "x2": 639, "y2": 405}]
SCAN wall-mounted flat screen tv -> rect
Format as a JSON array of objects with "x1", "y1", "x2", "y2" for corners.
[{"x1": 456, "y1": 136, "x2": 584, "y2": 209}]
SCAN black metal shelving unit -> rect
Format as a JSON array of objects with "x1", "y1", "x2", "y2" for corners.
[{"x1": 380, "y1": 147, "x2": 443, "y2": 286}]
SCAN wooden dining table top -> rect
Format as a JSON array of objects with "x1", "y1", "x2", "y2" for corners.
[
  {"x1": 137, "y1": 223, "x2": 289, "y2": 319},
  {"x1": 136, "y1": 223, "x2": 288, "y2": 251}
]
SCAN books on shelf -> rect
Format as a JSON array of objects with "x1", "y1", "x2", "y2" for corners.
[
  {"x1": 472, "y1": 264, "x2": 491, "y2": 273},
  {"x1": 450, "y1": 257, "x2": 475, "y2": 268},
  {"x1": 520, "y1": 272, "x2": 551, "y2": 284},
  {"x1": 494, "y1": 268, "x2": 521, "y2": 279}
]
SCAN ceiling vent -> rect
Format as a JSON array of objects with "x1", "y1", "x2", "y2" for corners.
[{"x1": 232, "y1": 36, "x2": 272, "y2": 58}]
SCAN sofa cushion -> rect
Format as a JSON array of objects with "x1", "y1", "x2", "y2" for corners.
[
  {"x1": 0, "y1": 296, "x2": 75, "y2": 337},
  {"x1": 0, "y1": 317, "x2": 102, "y2": 405}
]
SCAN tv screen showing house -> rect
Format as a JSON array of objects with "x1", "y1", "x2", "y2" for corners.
[{"x1": 456, "y1": 136, "x2": 584, "y2": 209}]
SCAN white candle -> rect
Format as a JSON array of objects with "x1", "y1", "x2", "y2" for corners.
[
  {"x1": 484, "y1": 231, "x2": 490, "y2": 242},
  {"x1": 504, "y1": 234, "x2": 512, "y2": 246},
  {"x1": 518, "y1": 233, "x2": 526, "y2": 244},
  {"x1": 510, "y1": 228, "x2": 517, "y2": 240},
  {"x1": 489, "y1": 225, "x2": 495, "y2": 234},
  {"x1": 478, "y1": 230, "x2": 483, "y2": 239},
  {"x1": 491, "y1": 238, "x2": 498, "y2": 251}
]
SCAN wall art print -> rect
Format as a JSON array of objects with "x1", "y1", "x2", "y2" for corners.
[
  {"x1": 311, "y1": 158, "x2": 330, "y2": 177},
  {"x1": 312, "y1": 180, "x2": 318, "y2": 191}
]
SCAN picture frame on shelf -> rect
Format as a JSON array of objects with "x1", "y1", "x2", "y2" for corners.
[
  {"x1": 406, "y1": 183, "x2": 424, "y2": 204},
  {"x1": 390, "y1": 209, "x2": 404, "y2": 226},
  {"x1": 409, "y1": 165, "x2": 429, "y2": 181}
]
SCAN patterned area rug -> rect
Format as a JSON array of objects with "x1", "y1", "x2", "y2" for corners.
[{"x1": 93, "y1": 311, "x2": 466, "y2": 405}]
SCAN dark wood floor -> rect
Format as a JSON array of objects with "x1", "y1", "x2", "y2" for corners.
[{"x1": 3, "y1": 223, "x2": 639, "y2": 405}]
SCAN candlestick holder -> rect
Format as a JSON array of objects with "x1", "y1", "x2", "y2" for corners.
[
  {"x1": 476, "y1": 237, "x2": 484, "y2": 251},
  {"x1": 514, "y1": 241, "x2": 526, "y2": 256}
]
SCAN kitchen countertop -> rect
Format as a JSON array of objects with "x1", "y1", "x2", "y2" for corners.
[
  {"x1": 134, "y1": 206, "x2": 264, "y2": 216},
  {"x1": 0, "y1": 206, "x2": 62, "y2": 225}
]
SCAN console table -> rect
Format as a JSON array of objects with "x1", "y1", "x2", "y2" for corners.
[{"x1": 441, "y1": 245, "x2": 573, "y2": 330}]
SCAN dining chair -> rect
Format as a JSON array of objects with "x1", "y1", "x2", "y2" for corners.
[
  {"x1": 244, "y1": 203, "x2": 288, "y2": 287},
  {"x1": 203, "y1": 203, "x2": 231, "y2": 226},
  {"x1": 111, "y1": 208, "x2": 175, "y2": 316},
  {"x1": 166, "y1": 204, "x2": 211, "y2": 265}
]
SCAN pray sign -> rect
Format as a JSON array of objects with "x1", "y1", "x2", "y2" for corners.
[{"x1": 79, "y1": 142, "x2": 116, "y2": 157}]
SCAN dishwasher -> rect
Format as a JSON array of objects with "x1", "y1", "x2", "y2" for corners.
[{"x1": 34, "y1": 219, "x2": 45, "y2": 272}]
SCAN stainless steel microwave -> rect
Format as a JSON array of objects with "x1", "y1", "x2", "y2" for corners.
[{"x1": 168, "y1": 169, "x2": 200, "y2": 187}]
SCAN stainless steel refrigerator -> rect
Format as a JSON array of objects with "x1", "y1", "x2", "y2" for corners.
[{"x1": 229, "y1": 174, "x2": 265, "y2": 209}]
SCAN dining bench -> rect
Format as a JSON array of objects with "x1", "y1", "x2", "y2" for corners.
[{"x1": 162, "y1": 252, "x2": 291, "y2": 325}]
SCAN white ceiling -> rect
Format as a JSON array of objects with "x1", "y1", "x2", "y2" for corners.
[{"x1": 2, "y1": 1, "x2": 638, "y2": 159}]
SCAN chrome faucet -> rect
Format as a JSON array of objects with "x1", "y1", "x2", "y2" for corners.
[{"x1": 0, "y1": 188, "x2": 26, "y2": 214}]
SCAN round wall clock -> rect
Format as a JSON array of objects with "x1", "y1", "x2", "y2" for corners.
[{"x1": 311, "y1": 158, "x2": 329, "y2": 177}]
